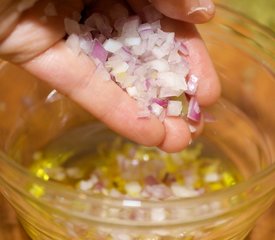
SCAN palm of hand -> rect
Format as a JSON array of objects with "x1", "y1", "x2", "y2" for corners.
[{"x1": 0, "y1": 0, "x2": 220, "y2": 152}]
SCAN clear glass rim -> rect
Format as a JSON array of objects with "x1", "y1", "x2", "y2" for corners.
[{"x1": 0, "y1": 4, "x2": 275, "y2": 221}]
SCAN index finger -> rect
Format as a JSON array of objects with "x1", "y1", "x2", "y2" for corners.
[{"x1": 128, "y1": 0, "x2": 215, "y2": 23}]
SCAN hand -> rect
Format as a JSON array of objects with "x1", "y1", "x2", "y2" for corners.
[{"x1": 0, "y1": 0, "x2": 220, "y2": 152}]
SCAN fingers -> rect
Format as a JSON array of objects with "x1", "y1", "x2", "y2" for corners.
[
  {"x1": 22, "y1": 42, "x2": 166, "y2": 147},
  {"x1": 160, "y1": 18, "x2": 221, "y2": 106},
  {"x1": 128, "y1": 0, "x2": 215, "y2": 23},
  {"x1": 9, "y1": 0, "x2": 219, "y2": 153},
  {"x1": 128, "y1": 0, "x2": 220, "y2": 105},
  {"x1": 0, "y1": 0, "x2": 82, "y2": 63},
  {"x1": 158, "y1": 118, "x2": 191, "y2": 153},
  {"x1": 127, "y1": 0, "x2": 220, "y2": 151}
]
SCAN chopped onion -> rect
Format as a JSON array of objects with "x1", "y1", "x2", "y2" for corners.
[
  {"x1": 151, "y1": 98, "x2": 168, "y2": 108},
  {"x1": 178, "y1": 41, "x2": 189, "y2": 56},
  {"x1": 103, "y1": 39, "x2": 123, "y2": 53},
  {"x1": 167, "y1": 100, "x2": 183, "y2": 117},
  {"x1": 65, "y1": 34, "x2": 81, "y2": 55},
  {"x1": 138, "y1": 23, "x2": 154, "y2": 39},
  {"x1": 188, "y1": 124, "x2": 197, "y2": 133},
  {"x1": 126, "y1": 86, "x2": 138, "y2": 98},
  {"x1": 64, "y1": 3, "x2": 201, "y2": 120},
  {"x1": 124, "y1": 36, "x2": 142, "y2": 47},
  {"x1": 91, "y1": 39, "x2": 108, "y2": 63},
  {"x1": 150, "y1": 103, "x2": 164, "y2": 117},
  {"x1": 148, "y1": 59, "x2": 170, "y2": 72},
  {"x1": 122, "y1": 16, "x2": 140, "y2": 36},
  {"x1": 186, "y1": 74, "x2": 199, "y2": 95},
  {"x1": 157, "y1": 72, "x2": 187, "y2": 91},
  {"x1": 85, "y1": 13, "x2": 113, "y2": 37},
  {"x1": 187, "y1": 97, "x2": 201, "y2": 122},
  {"x1": 79, "y1": 33, "x2": 93, "y2": 55}
]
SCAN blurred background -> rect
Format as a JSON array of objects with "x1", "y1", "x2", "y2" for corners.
[{"x1": 215, "y1": 0, "x2": 275, "y2": 31}]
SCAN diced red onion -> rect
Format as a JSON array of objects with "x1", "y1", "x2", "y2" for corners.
[
  {"x1": 167, "y1": 100, "x2": 183, "y2": 117},
  {"x1": 138, "y1": 23, "x2": 154, "y2": 40},
  {"x1": 124, "y1": 36, "x2": 142, "y2": 47},
  {"x1": 103, "y1": 39, "x2": 123, "y2": 53},
  {"x1": 148, "y1": 59, "x2": 170, "y2": 72},
  {"x1": 65, "y1": 34, "x2": 81, "y2": 55},
  {"x1": 187, "y1": 97, "x2": 201, "y2": 122},
  {"x1": 145, "y1": 79, "x2": 151, "y2": 91},
  {"x1": 121, "y1": 16, "x2": 141, "y2": 38},
  {"x1": 159, "y1": 88, "x2": 183, "y2": 98},
  {"x1": 78, "y1": 33, "x2": 93, "y2": 55},
  {"x1": 150, "y1": 103, "x2": 164, "y2": 117},
  {"x1": 126, "y1": 86, "x2": 138, "y2": 98},
  {"x1": 168, "y1": 48, "x2": 182, "y2": 64},
  {"x1": 157, "y1": 72, "x2": 187, "y2": 91},
  {"x1": 115, "y1": 47, "x2": 133, "y2": 62},
  {"x1": 188, "y1": 124, "x2": 197, "y2": 133},
  {"x1": 178, "y1": 41, "x2": 189, "y2": 56},
  {"x1": 110, "y1": 61, "x2": 129, "y2": 75},
  {"x1": 152, "y1": 46, "x2": 167, "y2": 59},
  {"x1": 85, "y1": 13, "x2": 113, "y2": 37},
  {"x1": 64, "y1": 3, "x2": 200, "y2": 120},
  {"x1": 186, "y1": 74, "x2": 199, "y2": 95},
  {"x1": 151, "y1": 98, "x2": 168, "y2": 108},
  {"x1": 91, "y1": 39, "x2": 108, "y2": 63}
]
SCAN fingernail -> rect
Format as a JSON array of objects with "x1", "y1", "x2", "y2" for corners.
[{"x1": 188, "y1": 0, "x2": 215, "y2": 22}]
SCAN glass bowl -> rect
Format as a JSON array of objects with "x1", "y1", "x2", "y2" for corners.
[{"x1": 0, "y1": 5, "x2": 274, "y2": 240}]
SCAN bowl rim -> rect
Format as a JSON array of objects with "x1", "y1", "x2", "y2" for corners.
[{"x1": 0, "y1": 4, "x2": 275, "y2": 224}]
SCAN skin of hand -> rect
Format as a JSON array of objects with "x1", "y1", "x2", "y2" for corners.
[{"x1": 0, "y1": 0, "x2": 220, "y2": 153}]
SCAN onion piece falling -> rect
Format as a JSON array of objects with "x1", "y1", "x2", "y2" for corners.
[{"x1": 187, "y1": 97, "x2": 201, "y2": 122}]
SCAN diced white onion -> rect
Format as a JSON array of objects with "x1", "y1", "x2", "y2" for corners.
[
  {"x1": 126, "y1": 86, "x2": 138, "y2": 98},
  {"x1": 167, "y1": 100, "x2": 183, "y2": 116},
  {"x1": 157, "y1": 72, "x2": 187, "y2": 91},
  {"x1": 65, "y1": 34, "x2": 80, "y2": 55},
  {"x1": 103, "y1": 39, "x2": 123, "y2": 53},
  {"x1": 150, "y1": 103, "x2": 163, "y2": 117},
  {"x1": 124, "y1": 36, "x2": 141, "y2": 46}
]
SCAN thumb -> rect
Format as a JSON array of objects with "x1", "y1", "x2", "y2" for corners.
[{"x1": 150, "y1": 0, "x2": 215, "y2": 23}]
